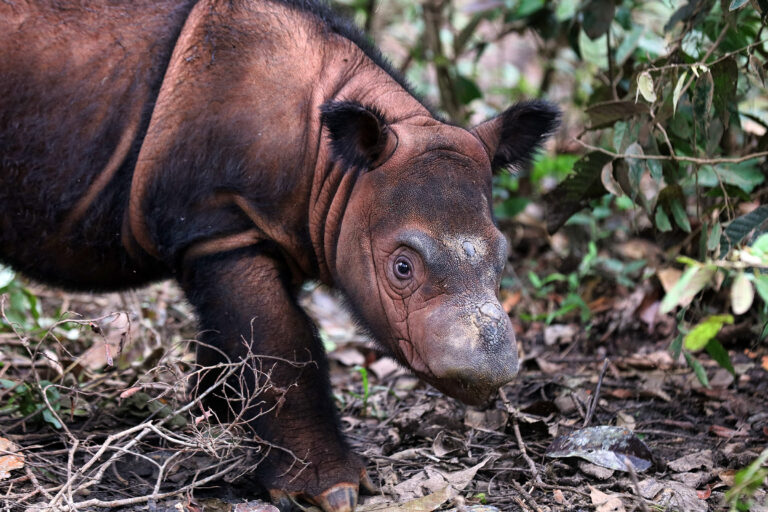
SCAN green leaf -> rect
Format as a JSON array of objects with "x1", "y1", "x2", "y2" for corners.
[
  {"x1": 455, "y1": 73, "x2": 482, "y2": 105},
  {"x1": 712, "y1": 58, "x2": 738, "y2": 129},
  {"x1": 495, "y1": 197, "x2": 530, "y2": 219},
  {"x1": 670, "y1": 198, "x2": 691, "y2": 233},
  {"x1": 655, "y1": 206, "x2": 673, "y2": 232},
  {"x1": 0, "y1": 379, "x2": 18, "y2": 390},
  {"x1": 660, "y1": 264, "x2": 716, "y2": 314},
  {"x1": 669, "y1": 334, "x2": 684, "y2": 360},
  {"x1": 729, "y1": 0, "x2": 750, "y2": 10},
  {"x1": 684, "y1": 314, "x2": 734, "y2": 351},
  {"x1": 705, "y1": 339, "x2": 735, "y2": 375},
  {"x1": 697, "y1": 164, "x2": 765, "y2": 194},
  {"x1": 754, "y1": 274, "x2": 768, "y2": 305},
  {"x1": 672, "y1": 71, "x2": 687, "y2": 115},
  {"x1": 731, "y1": 272, "x2": 755, "y2": 315},
  {"x1": 707, "y1": 222, "x2": 722, "y2": 252},
  {"x1": 542, "y1": 151, "x2": 614, "y2": 233},
  {"x1": 585, "y1": 101, "x2": 649, "y2": 130},
  {"x1": 582, "y1": 0, "x2": 615, "y2": 39},
  {"x1": 636, "y1": 71, "x2": 657, "y2": 103},
  {"x1": 42, "y1": 409, "x2": 62, "y2": 429},
  {"x1": 684, "y1": 352, "x2": 710, "y2": 388},
  {"x1": 721, "y1": 205, "x2": 768, "y2": 257},
  {"x1": 0, "y1": 267, "x2": 15, "y2": 289},
  {"x1": 647, "y1": 159, "x2": 663, "y2": 183},
  {"x1": 693, "y1": 71, "x2": 714, "y2": 149},
  {"x1": 751, "y1": 233, "x2": 768, "y2": 254}
]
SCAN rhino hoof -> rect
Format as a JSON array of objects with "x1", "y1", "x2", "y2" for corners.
[
  {"x1": 268, "y1": 489, "x2": 298, "y2": 512},
  {"x1": 315, "y1": 483, "x2": 358, "y2": 512},
  {"x1": 360, "y1": 469, "x2": 377, "y2": 495}
]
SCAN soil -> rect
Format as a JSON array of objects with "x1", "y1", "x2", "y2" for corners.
[{"x1": 0, "y1": 245, "x2": 766, "y2": 512}]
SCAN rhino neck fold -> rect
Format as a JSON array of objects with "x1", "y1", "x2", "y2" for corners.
[{"x1": 309, "y1": 157, "x2": 361, "y2": 285}]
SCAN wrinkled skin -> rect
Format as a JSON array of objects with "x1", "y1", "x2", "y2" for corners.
[{"x1": 0, "y1": 1, "x2": 559, "y2": 510}]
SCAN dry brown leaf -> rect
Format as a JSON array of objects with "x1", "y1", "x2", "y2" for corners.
[
  {"x1": 657, "y1": 268, "x2": 682, "y2": 293},
  {"x1": 0, "y1": 437, "x2": 24, "y2": 480},
  {"x1": 718, "y1": 469, "x2": 737, "y2": 486},
  {"x1": 464, "y1": 409, "x2": 508, "y2": 432},
  {"x1": 386, "y1": 458, "x2": 490, "y2": 504},
  {"x1": 357, "y1": 487, "x2": 451, "y2": 512},
  {"x1": 668, "y1": 450, "x2": 713, "y2": 472},
  {"x1": 589, "y1": 485, "x2": 626, "y2": 512},
  {"x1": 329, "y1": 348, "x2": 365, "y2": 367},
  {"x1": 500, "y1": 291, "x2": 521, "y2": 313},
  {"x1": 369, "y1": 357, "x2": 402, "y2": 380},
  {"x1": 639, "y1": 478, "x2": 708, "y2": 512}
]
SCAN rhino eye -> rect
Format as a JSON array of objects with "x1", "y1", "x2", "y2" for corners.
[{"x1": 394, "y1": 257, "x2": 412, "y2": 279}]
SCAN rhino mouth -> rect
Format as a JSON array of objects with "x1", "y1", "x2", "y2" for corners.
[
  {"x1": 396, "y1": 338, "x2": 496, "y2": 406},
  {"x1": 396, "y1": 338, "x2": 433, "y2": 377}
]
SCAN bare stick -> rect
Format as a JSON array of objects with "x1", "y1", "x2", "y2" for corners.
[{"x1": 583, "y1": 358, "x2": 609, "y2": 428}]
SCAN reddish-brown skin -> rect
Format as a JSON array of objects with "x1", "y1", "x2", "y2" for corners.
[{"x1": 0, "y1": 1, "x2": 559, "y2": 510}]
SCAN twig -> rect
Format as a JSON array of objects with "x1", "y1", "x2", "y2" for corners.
[
  {"x1": 40, "y1": 456, "x2": 246, "y2": 511},
  {"x1": 574, "y1": 138, "x2": 768, "y2": 165},
  {"x1": 583, "y1": 358, "x2": 609, "y2": 428},
  {"x1": 624, "y1": 456, "x2": 651, "y2": 512},
  {"x1": 499, "y1": 388, "x2": 541, "y2": 485}
]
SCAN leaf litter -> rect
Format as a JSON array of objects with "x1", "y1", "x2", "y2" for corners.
[{"x1": 0, "y1": 268, "x2": 766, "y2": 511}]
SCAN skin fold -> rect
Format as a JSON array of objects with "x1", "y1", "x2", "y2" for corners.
[{"x1": 0, "y1": 1, "x2": 560, "y2": 510}]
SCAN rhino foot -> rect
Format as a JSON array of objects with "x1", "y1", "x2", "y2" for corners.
[
  {"x1": 269, "y1": 483, "x2": 357, "y2": 512},
  {"x1": 268, "y1": 468, "x2": 376, "y2": 512}
]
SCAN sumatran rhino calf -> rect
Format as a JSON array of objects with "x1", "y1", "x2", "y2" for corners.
[{"x1": 0, "y1": 0, "x2": 559, "y2": 510}]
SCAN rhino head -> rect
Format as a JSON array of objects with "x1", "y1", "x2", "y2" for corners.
[{"x1": 322, "y1": 100, "x2": 560, "y2": 405}]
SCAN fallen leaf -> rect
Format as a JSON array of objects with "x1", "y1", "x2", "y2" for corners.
[
  {"x1": 444, "y1": 507, "x2": 500, "y2": 512},
  {"x1": 709, "y1": 424, "x2": 748, "y2": 438},
  {"x1": 657, "y1": 268, "x2": 682, "y2": 293},
  {"x1": 668, "y1": 450, "x2": 714, "y2": 472},
  {"x1": 432, "y1": 431, "x2": 464, "y2": 458},
  {"x1": 233, "y1": 502, "x2": 280, "y2": 512},
  {"x1": 369, "y1": 357, "x2": 403, "y2": 380},
  {"x1": 329, "y1": 348, "x2": 365, "y2": 367},
  {"x1": 0, "y1": 437, "x2": 24, "y2": 480},
  {"x1": 464, "y1": 409, "x2": 508, "y2": 432},
  {"x1": 638, "y1": 478, "x2": 708, "y2": 512},
  {"x1": 382, "y1": 459, "x2": 490, "y2": 506},
  {"x1": 501, "y1": 291, "x2": 521, "y2": 313},
  {"x1": 357, "y1": 486, "x2": 451, "y2": 512},
  {"x1": 589, "y1": 485, "x2": 626, "y2": 512},
  {"x1": 543, "y1": 324, "x2": 578, "y2": 346},
  {"x1": 579, "y1": 460, "x2": 614, "y2": 480},
  {"x1": 535, "y1": 357, "x2": 565, "y2": 374},
  {"x1": 696, "y1": 485, "x2": 712, "y2": 499},
  {"x1": 718, "y1": 469, "x2": 737, "y2": 486},
  {"x1": 546, "y1": 426, "x2": 653, "y2": 472}
]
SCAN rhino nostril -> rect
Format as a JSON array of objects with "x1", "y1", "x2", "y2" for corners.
[{"x1": 479, "y1": 302, "x2": 502, "y2": 320}]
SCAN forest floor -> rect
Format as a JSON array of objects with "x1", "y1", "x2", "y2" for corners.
[{"x1": 0, "y1": 225, "x2": 767, "y2": 512}]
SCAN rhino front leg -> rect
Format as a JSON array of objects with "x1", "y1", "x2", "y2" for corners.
[{"x1": 181, "y1": 247, "x2": 364, "y2": 512}]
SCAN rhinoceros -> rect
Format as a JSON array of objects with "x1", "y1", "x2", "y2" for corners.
[{"x1": 0, "y1": 0, "x2": 559, "y2": 510}]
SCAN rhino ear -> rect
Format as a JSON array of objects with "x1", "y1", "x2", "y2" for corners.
[
  {"x1": 320, "y1": 101, "x2": 389, "y2": 170},
  {"x1": 471, "y1": 100, "x2": 561, "y2": 174}
]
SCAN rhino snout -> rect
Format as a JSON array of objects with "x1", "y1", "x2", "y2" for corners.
[{"x1": 415, "y1": 301, "x2": 519, "y2": 405}]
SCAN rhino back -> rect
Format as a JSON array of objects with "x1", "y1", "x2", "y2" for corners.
[
  {"x1": 0, "y1": 0, "x2": 194, "y2": 288},
  {"x1": 131, "y1": 0, "x2": 426, "y2": 274}
]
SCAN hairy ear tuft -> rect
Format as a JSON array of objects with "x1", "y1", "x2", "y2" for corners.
[
  {"x1": 320, "y1": 101, "x2": 389, "y2": 170},
  {"x1": 472, "y1": 100, "x2": 561, "y2": 174}
]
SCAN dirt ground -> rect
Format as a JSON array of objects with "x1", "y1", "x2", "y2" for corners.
[{"x1": 0, "y1": 242, "x2": 767, "y2": 511}]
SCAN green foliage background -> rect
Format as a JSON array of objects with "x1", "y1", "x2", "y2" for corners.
[{"x1": 332, "y1": 0, "x2": 768, "y2": 365}]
